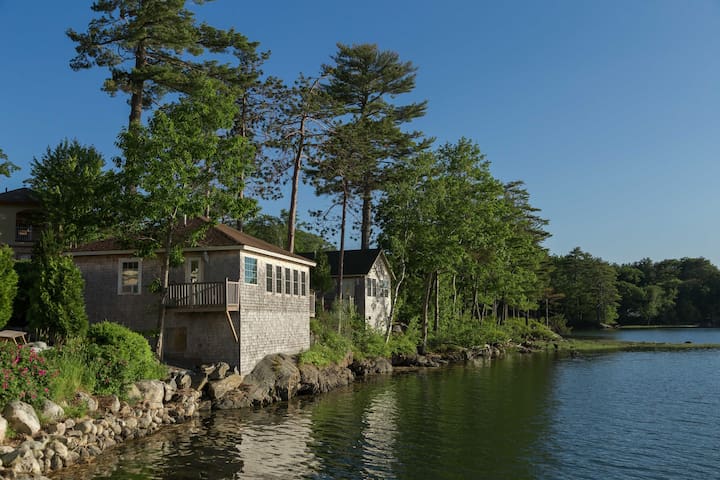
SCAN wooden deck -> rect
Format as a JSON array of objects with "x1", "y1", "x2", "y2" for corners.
[{"x1": 163, "y1": 279, "x2": 240, "y2": 312}]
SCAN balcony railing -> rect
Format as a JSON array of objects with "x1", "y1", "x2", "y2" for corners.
[
  {"x1": 15, "y1": 225, "x2": 36, "y2": 243},
  {"x1": 163, "y1": 279, "x2": 240, "y2": 312}
]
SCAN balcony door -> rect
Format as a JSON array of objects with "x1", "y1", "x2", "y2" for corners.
[{"x1": 185, "y1": 257, "x2": 203, "y2": 305}]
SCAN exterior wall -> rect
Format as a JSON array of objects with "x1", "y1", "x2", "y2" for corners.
[
  {"x1": 362, "y1": 257, "x2": 393, "y2": 330},
  {"x1": 164, "y1": 311, "x2": 240, "y2": 368},
  {"x1": 238, "y1": 250, "x2": 311, "y2": 375},
  {"x1": 0, "y1": 205, "x2": 41, "y2": 258},
  {"x1": 74, "y1": 248, "x2": 312, "y2": 375},
  {"x1": 73, "y1": 254, "x2": 161, "y2": 333}
]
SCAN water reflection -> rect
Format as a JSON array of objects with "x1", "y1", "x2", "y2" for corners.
[{"x1": 52, "y1": 357, "x2": 558, "y2": 480}]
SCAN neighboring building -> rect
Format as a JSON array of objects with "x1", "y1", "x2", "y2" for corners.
[
  {"x1": 301, "y1": 249, "x2": 393, "y2": 331},
  {"x1": 0, "y1": 187, "x2": 43, "y2": 258},
  {"x1": 71, "y1": 218, "x2": 316, "y2": 375}
]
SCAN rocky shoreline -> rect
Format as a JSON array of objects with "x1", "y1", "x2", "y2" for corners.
[{"x1": 0, "y1": 345, "x2": 503, "y2": 479}]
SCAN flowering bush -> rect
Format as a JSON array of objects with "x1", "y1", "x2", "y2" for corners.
[{"x1": 0, "y1": 342, "x2": 56, "y2": 409}]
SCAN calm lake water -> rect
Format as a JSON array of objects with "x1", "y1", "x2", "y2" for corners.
[{"x1": 53, "y1": 329, "x2": 720, "y2": 480}]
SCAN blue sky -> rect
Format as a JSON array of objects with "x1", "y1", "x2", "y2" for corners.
[{"x1": 1, "y1": 1, "x2": 719, "y2": 265}]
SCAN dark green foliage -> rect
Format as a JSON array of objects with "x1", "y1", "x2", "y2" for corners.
[
  {"x1": 299, "y1": 318, "x2": 353, "y2": 367},
  {"x1": 0, "y1": 245, "x2": 18, "y2": 329},
  {"x1": 44, "y1": 337, "x2": 96, "y2": 403},
  {"x1": 27, "y1": 237, "x2": 89, "y2": 343},
  {"x1": 86, "y1": 322, "x2": 166, "y2": 396},
  {"x1": 10, "y1": 261, "x2": 34, "y2": 327},
  {"x1": 67, "y1": 0, "x2": 260, "y2": 125},
  {"x1": 549, "y1": 248, "x2": 619, "y2": 328},
  {"x1": 0, "y1": 147, "x2": 19, "y2": 178},
  {"x1": 243, "y1": 212, "x2": 332, "y2": 252},
  {"x1": 27, "y1": 139, "x2": 117, "y2": 248},
  {"x1": 615, "y1": 257, "x2": 720, "y2": 326},
  {"x1": 0, "y1": 343, "x2": 53, "y2": 409}
]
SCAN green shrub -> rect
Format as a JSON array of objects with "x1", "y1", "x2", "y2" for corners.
[
  {"x1": 504, "y1": 317, "x2": 560, "y2": 342},
  {"x1": 387, "y1": 318, "x2": 420, "y2": 356},
  {"x1": 300, "y1": 317, "x2": 353, "y2": 366},
  {"x1": 0, "y1": 245, "x2": 18, "y2": 329},
  {"x1": 352, "y1": 327, "x2": 390, "y2": 360},
  {"x1": 44, "y1": 337, "x2": 96, "y2": 403},
  {"x1": 86, "y1": 322, "x2": 166, "y2": 396},
  {"x1": 27, "y1": 252, "x2": 88, "y2": 343},
  {"x1": 548, "y1": 314, "x2": 572, "y2": 336},
  {"x1": 0, "y1": 342, "x2": 54, "y2": 409}
]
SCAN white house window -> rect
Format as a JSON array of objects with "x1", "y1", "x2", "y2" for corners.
[
  {"x1": 367, "y1": 278, "x2": 377, "y2": 297},
  {"x1": 285, "y1": 267, "x2": 291, "y2": 294},
  {"x1": 293, "y1": 270, "x2": 299, "y2": 295},
  {"x1": 266, "y1": 264, "x2": 274, "y2": 292},
  {"x1": 244, "y1": 257, "x2": 258, "y2": 285},
  {"x1": 118, "y1": 258, "x2": 141, "y2": 295},
  {"x1": 301, "y1": 271, "x2": 307, "y2": 296},
  {"x1": 379, "y1": 280, "x2": 389, "y2": 297},
  {"x1": 276, "y1": 266, "x2": 283, "y2": 293}
]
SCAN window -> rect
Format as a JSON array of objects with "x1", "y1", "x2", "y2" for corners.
[
  {"x1": 366, "y1": 278, "x2": 377, "y2": 297},
  {"x1": 276, "y1": 266, "x2": 283, "y2": 293},
  {"x1": 301, "y1": 271, "x2": 307, "y2": 296},
  {"x1": 379, "y1": 280, "x2": 389, "y2": 297},
  {"x1": 244, "y1": 257, "x2": 258, "y2": 285},
  {"x1": 266, "y1": 264, "x2": 274, "y2": 292},
  {"x1": 285, "y1": 267, "x2": 291, "y2": 294},
  {"x1": 118, "y1": 258, "x2": 141, "y2": 295},
  {"x1": 293, "y1": 270, "x2": 299, "y2": 295}
]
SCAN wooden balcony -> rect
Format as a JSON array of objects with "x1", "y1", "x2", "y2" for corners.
[{"x1": 163, "y1": 279, "x2": 240, "y2": 312}]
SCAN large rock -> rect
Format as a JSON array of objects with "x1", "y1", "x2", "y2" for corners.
[
  {"x1": 243, "y1": 354, "x2": 300, "y2": 405},
  {"x1": 209, "y1": 362, "x2": 230, "y2": 380},
  {"x1": 135, "y1": 380, "x2": 165, "y2": 407},
  {"x1": 350, "y1": 357, "x2": 393, "y2": 377},
  {"x1": 75, "y1": 391, "x2": 99, "y2": 412},
  {"x1": 1, "y1": 446, "x2": 41, "y2": 475},
  {"x1": 41, "y1": 399, "x2": 65, "y2": 423},
  {"x1": 207, "y1": 374, "x2": 244, "y2": 401},
  {"x1": 0, "y1": 415, "x2": 6, "y2": 443},
  {"x1": 2, "y1": 401, "x2": 40, "y2": 436}
]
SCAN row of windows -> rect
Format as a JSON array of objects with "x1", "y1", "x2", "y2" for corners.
[
  {"x1": 366, "y1": 278, "x2": 390, "y2": 298},
  {"x1": 244, "y1": 257, "x2": 307, "y2": 296}
]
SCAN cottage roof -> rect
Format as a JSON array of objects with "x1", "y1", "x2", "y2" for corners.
[
  {"x1": 0, "y1": 188, "x2": 40, "y2": 206},
  {"x1": 300, "y1": 248, "x2": 390, "y2": 277},
  {"x1": 72, "y1": 217, "x2": 314, "y2": 265}
]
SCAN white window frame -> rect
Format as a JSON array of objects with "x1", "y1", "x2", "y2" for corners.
[
  {"x1": 244, "y1": 256, "x2": 258, "y2": 285},
  {"x1": 276, "y1": 265, "x2": 283, "y2": 293},
  {"x1": 285, "y1": 267, "x2": 291, "y2": 295},
  {"x1": 118, "y1": 258, "x2": 142, "y2": 295},
  {"x1": 266, "y1": 264, "x2": 274, "y2": 292},
  {"x1": 301, "y1": 271, "x2": 307, "y2": 296}
]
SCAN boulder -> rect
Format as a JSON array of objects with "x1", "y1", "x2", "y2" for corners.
[
  {"x1": 0, "y1": 416, "x2": 6, "y2": 444},
  {"x1": 41, "y1": 399, "x2": 65, "y2": 423},
  {"x1": 2, "y1": 401, "x2": 41, "y2": 436},
  {"x1": 207, "y1": 374, "x2": 244, "y2": 401},
  {"x1": 125, "y1": 383, "x2": 142, "y2": 401},
  {"x1": 189, "y1": 372, "x2": 209, "y2": 392},
  {"x1": 209, "y1": 362, "x2": 230, "y2": 380},
  {"x1": 175, "y1": 373, "x2": 192, "y2": 390},
  {"x1": 298, "y1": 363, "x2": 321, "y2": 395},
  {"x1": 243, "y1": 353, "x2": 300, "y2": 405},
  {"x1": 350, "y1": 357, "x2": 393, "y2": 377},
  {"x1": 135, "y1": 380, "x2": 165, "y2": 406},
  {"x1": 75, "y1": 391, "x2": 98, "y2": 412},
  {"x1": 1, "y1": 446, "x2": 41, "y2": 475},
  {"x1": 97, "y1": 395, "x2": 121, "y2": 414}
]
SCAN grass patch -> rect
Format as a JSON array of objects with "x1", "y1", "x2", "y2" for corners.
[{"x1": 546, "y1": 338, "x2": 720, "y2": 354}]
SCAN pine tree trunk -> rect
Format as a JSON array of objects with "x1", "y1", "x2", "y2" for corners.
[
  {"x1": 129, "y1": 43, "x2": 146, "y2": 127},
  {"x1": 433, "y1": 270, "x2": 440, "y2": 333},
  {"x1": 287, "y1": 115, "x2": 306, "y2": 253},
  {"x1": 337, "y1": 183, "x2": 348, "y2": 333},
  {"x1": 421, "y1": 272, "x2": 433, "y2": 354},
  {"x1": 361, "y1": 185, "x2": 372, "y2": 250}
]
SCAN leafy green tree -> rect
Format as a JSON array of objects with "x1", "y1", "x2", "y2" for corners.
[
  {"x1": 68, "y1": 0, "x2": 259, "y2": 126},
  {"x1": 27, "y1": 139, "x2": 117, "y2": 248},
  {"x1": 0, "y1": 147, "x2": 19, "y2": 179},
  {"x1": 0, "y1": 245, "x2": 18, "y2": 329},
  {"x1": 27, "y1": 234, "x2": 89, "y2": 343},
  {"x1": 321, "y1": 43, "x2": 429, "y2": 249},
  {"x1": 243, "y1": 211, "x2": 332, "y2": 253},
  {"x1": 550, "y1": 248, "x2": 619, "y2": 328},
  {"x1": 117, "y1": 83, "x2": 255, "y2": 358}
]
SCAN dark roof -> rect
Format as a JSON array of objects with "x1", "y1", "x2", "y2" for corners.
[
  {"x1": 0, "y1": 188, "x2": 40, "y2": 206},
  {"x1": 299, "y1": 249, "x2": 383, "y2": 276},
  {"x1": 73, "y1": 217, "x2": 313, "y2": 263}
]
